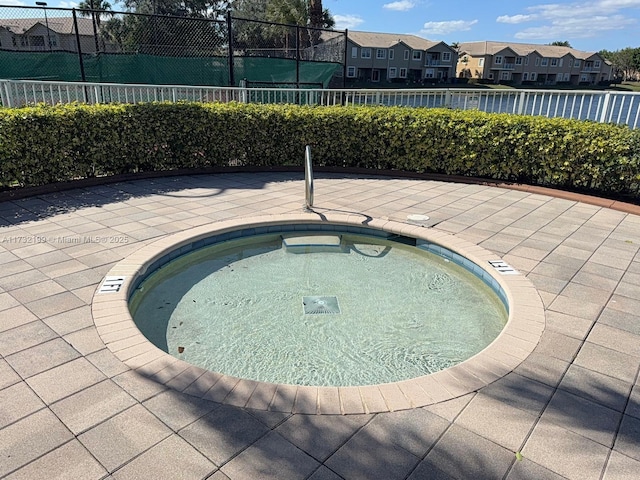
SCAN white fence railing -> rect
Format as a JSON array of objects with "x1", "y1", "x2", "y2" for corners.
[{"x1": 2, "y1": 79, "x2": 639, "y2": 129}]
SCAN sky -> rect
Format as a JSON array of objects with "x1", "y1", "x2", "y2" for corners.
[
  {"x1": 326, "y1": 0, "x2": 640, "y2": 52},
  {"x1": 5, "y1": 0, "x2": 639, "y2": 52}
]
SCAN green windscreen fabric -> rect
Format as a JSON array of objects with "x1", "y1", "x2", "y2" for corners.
[{"x1": 0, "y1": 50, "x2": 340, "y2": 87}]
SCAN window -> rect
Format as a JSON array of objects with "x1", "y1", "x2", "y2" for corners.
[
  {"x1": 351, "y1": 46, "x2": 357, "y2": 58},
  {"x1": 525, "y1": 57, "x2": 529, "y2": 65},
  {"x1": 569, "y1": 59, "x2": 573, "y2": 67},
  {"x1": 478, "y1": 58, "x2": 484, "y2": 67},
  {"x1": 550, "y1": 58, "x2": 558, "y2": 67},
  {"x1": 515, "y1": 57, "x2": 523, "y2": 65},
  {"x1": 523, "y1": 72, "x2": 529, "y2": 81},
  {"x1": 12, "y1": 36, "x2": 16, "y2": 47},
  {"x1": 541, "y1": 58, "x2": 548, "y2": 66},
  {"x1": 372, "y1": 69, "x2": 380, "y2": 82},
  {"x1": 424, "y1": 68, "x2": 434, "y2": 78},
  {"x1": 535, "y1": 57, "x2": 540, "y2": 66},
  {"x1": 594, "y1": 60, "x2": 601, "y2": 68},
  {"x1": 488, "y1": 73, "x2": 494, "y2": 80},
  {"x1": 29, "y1": 36, "x2": 45, "y2": 47},
  {"x1": 361, "y1": 48, "x2": 371, "y2": 59},
  {"x1": 556, "y1": 73, "x2": 563, "y2": 82},
  {"x1": 399, "y1": 67, "x2": 407, "y2": 78},
  {"x1": 581, "y1": 74, "x2": 588, "y2": 81},
  {"x1": 501, "y1": 72, "x2": 510, "y2": 80},
  {"x1": 404, "y1": 50, "x2": 410, "y2": 60},
  {"x1": 530, "y1": 72, "x2": 537, "y2": 81},
  {"x1": 412, "y1": 50, "x2": 422, "y2": 61},
  {"x1": 495, "y1": 55, "x2": 503, "y2": 65},
  {"x1": 442, "y1": 52, "x2": 451, "y2": 62},
  {"x1": 376, "y1": 49, "x2": 386, "y2": 59},
  {"x1": 574, "y1": 60, "x2": 581, "y2": 68},
  {"x1": 389, "y1": 67, "x2": 397, "y2": 78},
  {"x1": 559, "y1": 58, "x2": 563, "y2": 67},
  {"x1": 389, "y1": 49, "x2": 394, "y2": 60},
  {"x1": 563, "y1": 73, "x2": 570, "y2": 81},
  {"x1": 347, "y1": 66, "x2": 356, "y2": 77}
]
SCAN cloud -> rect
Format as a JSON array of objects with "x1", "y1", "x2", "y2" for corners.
[
  {"x1": 514, "y1": 14, "x2": 636, "y2": 39},
  {"x1": 58, "y1": 1, "x2": 79, "y2": 7},
  {"x1": 2, "y1": 0, "x2": 26, "y2": 5},
  {"x1": 333, "y1": 14, "x2": 365, "y2": 30},
  {"x1": 383, "y1": 1, "x2": 416, "y2": 11},
  {"x1": 500, "y1": 0, "x2": 640, "y2": 40},
  {"x1": 420, "y1": 19, "x2": 478, "y2": 36},
  {"x1": 496, "y1": 14, "x2": 534, "y2": 24}
]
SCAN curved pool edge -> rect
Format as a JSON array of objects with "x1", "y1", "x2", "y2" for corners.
[{"x1": 91, "y1": 212, "x2": 545, "y2": 414}]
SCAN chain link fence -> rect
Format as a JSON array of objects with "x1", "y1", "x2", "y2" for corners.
[{"x1": 0, "y1": 5, "x2": 346, "y2": 87}]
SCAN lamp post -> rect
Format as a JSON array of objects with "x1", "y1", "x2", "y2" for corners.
[{"x1": 35, "y1": 1, "x2": 51, "y2": 51}]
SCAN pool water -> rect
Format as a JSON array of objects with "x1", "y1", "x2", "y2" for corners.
[{"x1": 130, "y1": 233, "x2": 508, "y2": 386}]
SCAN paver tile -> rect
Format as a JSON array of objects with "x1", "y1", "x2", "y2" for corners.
[
  {"x1": 4, "y1": 440, "x2": 107, "y2": 480},
  {"x1": 78, "y1": 404, "x2": 172, "y2": 472},
  {"x1": 574, "y1": 342, "x2": 639, "y2": 383},
  {"x1": 143, "y1": 389, "x2": 217, "y2": 431},
  {"x1": 0, "y1": 359, "x2": 21, "y2": 390},
  {"x1": 558, "y1": 365, "x2": 631, "y2": 412},
  {"x1": 50, "y1": 379, "x2": 137, "y2": 435},
  {"x1": 0, "y1": 409, "x2": 74, "y2": 478},
  {"x1": 602, "y1": 451, "x2": 640, "y2": 480},
  {"x1": 455, "y1": 393, "x2": 538, "y2": 450},
  {"x1": 613, "y1": 414, "x2": 640, "y2": 462},
  {"x1": 0, "y1": 320, "x2": 57, "y2": 357},
  {"x1": 221, "y1": 431, "x2": 319, "y2": 480},
  {"x1": 112, "y1": 435, "x2": 216, "y2": 480},
  {"x1": 0, "y1": 382, "x2": 45, "y2": 429},
  {"x1": 275, "y1": 413, "x2": 371, "y2": 462},
  {"x1": 522, "y1": 418, "x2": 611, "y2": 480},
  {"x1": 421, "y1": 424, "x2": 514, "y2": 480},
  {"x1": 179, "y1": 404, "x2": 269, "y2": 466},
  {"x1": 506, "y1": 458, "x2": 567, "y2": 480},
  {"x1": 541, "y1": 389, "x2": 622, "y2": 447},
  {"x1": 26, "y1": 357, "x2": 106, "y2": 404},
  {"x1": 5, "y1": 338, "x2": 80, "y2": 378}
]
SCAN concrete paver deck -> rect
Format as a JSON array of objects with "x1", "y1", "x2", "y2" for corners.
[{"x1": 1, "y1": 172, "x2": 639, "y2": 479}]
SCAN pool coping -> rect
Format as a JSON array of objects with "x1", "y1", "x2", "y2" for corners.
[{"x1": 91, "y1": 212, "x2": 545, "y2": 415}]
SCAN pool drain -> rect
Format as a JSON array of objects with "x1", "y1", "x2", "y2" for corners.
[{"x1": 303, "y1": 296, "x2": 341, "y2": 314}]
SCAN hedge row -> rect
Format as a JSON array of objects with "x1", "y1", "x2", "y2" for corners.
[{"x1": 1, "y1": 102, "x2": 639, "y2": 197}]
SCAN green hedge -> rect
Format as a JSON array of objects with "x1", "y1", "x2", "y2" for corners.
[{"x1": 1, "y1": 102, "x2": 639, "y2": 198}]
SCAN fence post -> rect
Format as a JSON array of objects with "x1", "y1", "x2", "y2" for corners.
[
  {"x1": 0, "y1": 80, "x2": 12, "y2": 108},
  {"x1": 226, "y1": 11, "x2": 235, "y2": 86},
  {"x1": 517, "y1": 91, "x2": 526, "y2": 114},
  {"x1": 295, "y1": 25, "x2": 301, "y2": 88},
  {"x1": 72, "y1": 9, "x2": 87, "y2": 84},
  {"x1": 343, "y1": 29, "x2": 348, "y2": 90},
  {"x1": 599, "y1": 91, "x2": 612, "y2": 124}
]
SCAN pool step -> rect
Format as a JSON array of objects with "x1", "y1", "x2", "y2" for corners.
[{"x1": 282, "y1": 234, "x2": 343, "y2": 252}]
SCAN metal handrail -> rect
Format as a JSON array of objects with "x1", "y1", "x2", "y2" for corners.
[{"x1": 304, "y1": 145, "x2": 313, "y2": 210}]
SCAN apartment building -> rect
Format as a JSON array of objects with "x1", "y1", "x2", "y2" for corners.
[
  {"x1": 345, "y1": 31, "x2": 458, "y2": 84},
  {"x1": 0, "y1": 17, "x2": 101, "y2": 53},
  {"x1": 457, "y1": 41, "x2": 612, "y2": 86}
]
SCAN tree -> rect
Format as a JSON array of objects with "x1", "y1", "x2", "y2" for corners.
[
  {"x1": 599, "y1": 47, "x2": 640, "y2": 81},
  {"x1": 548, "y1": 41, "x2": 572, "y2": 47},
  {"x1": 77, "y1": 0, "x2": 113, "y2": 27}
]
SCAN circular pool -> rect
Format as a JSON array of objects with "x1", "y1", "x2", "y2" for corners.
[
  {"x1": 92, "y1": 214, "x2": 544, "y2": 413},
  {"x1": 129, "y1": 229, "x2": 508, "y2": 386}
]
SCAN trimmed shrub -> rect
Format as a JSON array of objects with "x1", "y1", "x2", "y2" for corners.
[{"x1": 0, "y1": 102, "x2": 638, "y2": 198}]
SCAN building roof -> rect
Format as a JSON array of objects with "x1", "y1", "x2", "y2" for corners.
[
  {"x1": 348, "y1": 30, "x2": 442, "y2": 50},
  {"x1": 459, "y1": 41, "x2": 599, "y2": 60},
  {"x1": 0, "y1": 17, "x2": 95, "y2": 36}
]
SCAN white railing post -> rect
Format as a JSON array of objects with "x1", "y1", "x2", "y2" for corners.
[
  {"x1": 599, "y1": 92, "x2": 612, "y2": 124},
  {"x1": 444, "y1": 89, "x2": 452, "y2": 108},
  {"x1": 0, "y1": 80, "x2": 12, "y2": 108},
  {"x1": 239, "y1": 79, "x2": 248, "y2": 103},
  {"x1": 517, "y1": 91, "x2": 526, "y2": 115}
]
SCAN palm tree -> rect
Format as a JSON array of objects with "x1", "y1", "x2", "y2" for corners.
[{"x1": 78, "y1": 0, "x2": 113, "y2": 27}]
